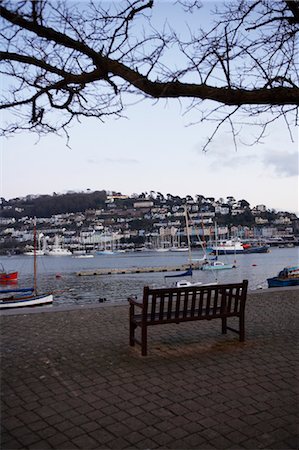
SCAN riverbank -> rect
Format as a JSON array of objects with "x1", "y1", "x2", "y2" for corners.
[{"x1": 1, "y1": 288, "x2": 298, "y2": 449}]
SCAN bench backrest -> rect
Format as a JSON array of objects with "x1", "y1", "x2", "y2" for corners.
[{"x1": 142, "y1": 280, "x2": 248, "y2": 323}]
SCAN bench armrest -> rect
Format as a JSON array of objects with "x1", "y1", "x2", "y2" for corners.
[{"x1": 128, "y1": 296, "x2": 143, "y2": 308}]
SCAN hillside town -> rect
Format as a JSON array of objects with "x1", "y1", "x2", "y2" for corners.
[{"x1": 0, "y1": 191, "x2": 298, "y2": 254}]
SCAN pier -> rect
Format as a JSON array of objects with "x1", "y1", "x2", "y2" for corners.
[{"x1": 77, "y1": 263, "x2": 201, "y2": 276}]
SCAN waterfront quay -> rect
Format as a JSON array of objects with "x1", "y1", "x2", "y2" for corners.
[
  {"x1": 1, "y1": 288, "x2": 298, "y2": 449},
  {"x1": 76, "y1": 263, "x2": 200, "y2": 277}
]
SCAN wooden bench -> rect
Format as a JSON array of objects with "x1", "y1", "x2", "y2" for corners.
[{"x1": 128, "y1": 280, "x2": 248, "y2": 356}]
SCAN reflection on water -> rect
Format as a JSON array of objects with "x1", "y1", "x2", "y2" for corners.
[{"x1": 0, "y1": 247, "x2": 298, "y2": 307}]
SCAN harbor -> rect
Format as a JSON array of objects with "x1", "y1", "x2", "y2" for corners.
[{"x1": 0, "y1": 246, "x2": 298, "y2": 306}]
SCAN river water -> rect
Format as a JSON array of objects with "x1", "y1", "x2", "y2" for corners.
[{"x1": 1, "y1": 247, "x2": 298, "y2": 306}]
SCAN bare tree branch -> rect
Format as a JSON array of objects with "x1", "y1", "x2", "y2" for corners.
[{"x1": 1, "y1": 0, "x2": 298, "y2": 149}]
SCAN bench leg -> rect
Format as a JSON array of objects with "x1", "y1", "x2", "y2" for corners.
[
  {"x1": 141, "y1": 325, "x2": 147, "y2": 356},
  {"x1": 222, "y1": 317, "x2": 227, "y2": 334},
  {"x1": 239, "y1": 314, "x2": 245, "y2": 342},
  {"x1": 129, "y1": 322, "x2": 136, "y2": 347}
]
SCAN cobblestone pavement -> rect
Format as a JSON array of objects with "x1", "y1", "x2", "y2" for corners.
[{"x1": 1, "y1": 288, "x2": 298, "y2": 449}]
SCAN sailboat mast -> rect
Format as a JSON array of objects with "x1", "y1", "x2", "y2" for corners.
[
  {"x1": 215, "y1": 221, "x2": 218, "y2": 261},
  {"x1": 184, "y1": 206, "x2": 192, "y2": 266},
  {"x1": 33, "y1": 218, "x2": 37, "y2": 294}
]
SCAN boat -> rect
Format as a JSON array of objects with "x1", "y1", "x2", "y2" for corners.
[
  {"x1": 47, "y1": 235, "x2": 72, "y2": 256},
  {"x1": 165, "y1": 267, "x2": 193, "y2": 279},
  {"x1": 0, "y1": 264, "x2": 18, "y2": 283},
  {"x1": 175, "y1": 279, "x2": 218, "y2": 287},
  {"x1": 203, "y1": 223, "x2": 237, "y2": 271},
  {"x1": 0, "y1": 290, "x2": 53, "y2": 309},
  {"x1": 183, "y1": 207, "x2": 208, "y2": 268},
  {"x1": 24, "y1": 233, "x2": 47, "y2": 256},
  {"x1": 164, "y1": 267, "x2": 217, "y2": 288},
  {"x1": 267, "y1": 265, "x2": 299, "y2": 288},
  {"x1": 201, "y1": 260, "x2": 236, "y2": 271},
  {"x1": 208, "y1": 239, "x2": 244, "y2": 254},
  {"x1": 48, "y1": 247, "x2": 72, "y2": 256},
  {"x1": 96, "y1": 233, "x2": 115, "y2": 254},
  {"x1": 24, "y1": 249, "x2": 45, "y2": 256},
  {"x1": 72, "y1": 248, "x2": 94, "y2": 258},
  {"x1": 243, "y1": 245, "x2": 270, "y2": 254},
  {"x1": 209, "y1": 239, "x2": 269, "y2": 255},
  {"x1": 0, "y1": 220, "x2": 53, "y2": 309}
]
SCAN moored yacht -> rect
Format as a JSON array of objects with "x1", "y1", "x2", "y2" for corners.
[
  {"x1": 208, "y1": 239, "x2": 244, "y2": 255},
  {"x1": 47, "y1": 235, "x2": 72, "y2": 256}
]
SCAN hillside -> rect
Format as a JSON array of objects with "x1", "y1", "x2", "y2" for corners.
[{"x1": 0, "y1": 191, "x2": 107, "y2": 218}]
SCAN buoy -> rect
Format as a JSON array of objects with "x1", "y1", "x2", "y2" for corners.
[
  {"x1": 55, "y1": 273, "x2": 62, "y2": 278},
  {"x1": 252, "y1": 264, "x2": 257, "y2": 267}
]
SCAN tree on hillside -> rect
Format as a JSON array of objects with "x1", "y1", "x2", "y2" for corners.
[
  {"x1": 1, "y1": 0, "x2": 298, "y2": 149},
  {"x1": 239, "y1": 199, "x2": 250, "y2": 208}
]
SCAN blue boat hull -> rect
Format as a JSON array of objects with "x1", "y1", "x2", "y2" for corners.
[
  {"x1": 267, "y1": 277, "x2": 299, "y2": 288},
  {"x1": 243, "y1": 246, "x2": 270, "y2": 254}
]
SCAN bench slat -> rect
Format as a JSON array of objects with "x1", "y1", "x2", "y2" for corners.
[
  {"x1": 132, "y1": 307, "x2": 238, "y2": 324},
  {"x1": 175, "y1": 291, "x2": 181, "y2": 320},
  {"x1": 159, "y1": 292, "x2": 165, "y2": 320},
  {"x1": 212, "y1": 289, "x2": 219, "y2": 316},
  {"x1": 198, "y1": 289, "x2": 204, "y2": 317}
]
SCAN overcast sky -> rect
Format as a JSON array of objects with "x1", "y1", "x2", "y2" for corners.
[{"x1": 1, "y1": 1, "x2": 298, "y2": 215}]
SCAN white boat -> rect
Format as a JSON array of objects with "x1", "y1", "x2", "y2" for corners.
[
  {"x1": 201, "y1": 260, "x2": 236, "y2": 271},
  {"x1": 203, "y1": 222, "x2": 237, "y2": 271},
  {"x1": 0, "y1": 292, "x2": 53, "y2": 309},
  {"x1": 24, "y1": 249, "x2": 45, "y2": 256},
  {"x1": 96, "y1": 250, "x2": 114, "y2": 255},
  {"x1": 73, "y1": 254, "x2": 94, "y2": 258},
  {"x1": 209, "y1": 239, "x2": 244, "y2": 255},
  {"x1": 48, "y1": 247, "x2": 72, "y2": 256},
  {"x1": 175, "y1": 279, "x2": 218, "y2": 288},
  {"x1": 184, "y1": 206, "x2": 208, "y2": 268},
  {"x1": 24, "y1": 233, "x2": 47, "y2": 256},
  {"x1": 47, "y1": 236, "x2": 72, "y2": 256},
  {"x1": 209, "y1": 239, "x2": 269, "y2": 255},
  {"x1": 0, "y1": 220, "x2": 53, "y2": 309}
]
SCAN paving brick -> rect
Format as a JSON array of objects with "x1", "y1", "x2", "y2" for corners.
[
  {"x1": 106, "y1": 422, "x2": 131, "y2": 437},
  {"x1": 123, "y1": 430, "x2": 144, "y2": 445},
  {"x1": 71, "y1": 434, "x2": 100, "y2": 449},
  {"x1": 0, "y1": 437, "x2": 24, "y2": 449},
  {"x1": 27, "y1": 419, "x2": 49, "y2": 432},
  {"x1": 29, "y1": 439, "x2": 53, "y2": 449},
  {"x1": 70, "y1": 414, "x2": 90, "y2": 426},
  {"x1": 134, "y1": 437, "x2": 159, "y2": 449},
  {"x1": 37, "y1": 426, "x2": 57, "y2": 439},
  {"x1": 81, "y1": 421, "x2": 101, "y2": 433},
  {"x1": 89, "y1": 427, "x2": 114, "y2": 445},
  {"x1": 106, "y1": 436, "x2": 131, "y2": 449},
  {"x1": 2, "y1": 416, "x2": 24, "y2": 430},
  {"x1": 182, "y1": 433, "x2": 207, "y2": 448}
]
